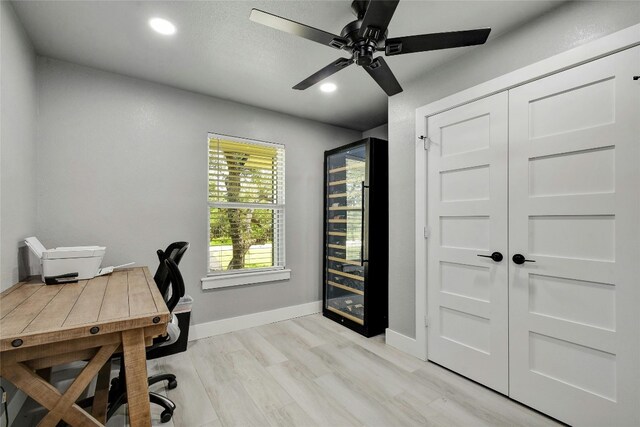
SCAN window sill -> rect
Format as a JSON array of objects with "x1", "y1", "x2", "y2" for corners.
[{"x1": 201, "y1": 269, "x2": 291, "y2": 290}]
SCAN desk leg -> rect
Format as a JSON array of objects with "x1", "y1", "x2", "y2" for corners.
[
  {"x1": 122, "y1": 329, "x2": 151, "y2": 427},
  {"x1": 0, "y1": 343, "x2": 117, "y2": 427},
  {"x1": 92, "y1": 360, "x2": 112, "y2": 424}
]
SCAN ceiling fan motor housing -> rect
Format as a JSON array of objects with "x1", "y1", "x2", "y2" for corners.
[{"x1": 340, "y1": 19, "x2": 387, "y2": 66}]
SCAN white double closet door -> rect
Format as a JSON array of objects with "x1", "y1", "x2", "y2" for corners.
[{"x1": 426, "y1": 46, "x2": 639, "y2": 426}]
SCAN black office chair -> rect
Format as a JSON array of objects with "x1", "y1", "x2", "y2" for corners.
[
  {"x1": 76, "y1": 242, "x2": 189, "y2": 423},
  {"x1": 104, "y1": 257, "x2": 186, "y2": 423},
  {"x1": 146, "y1": 241, "x2": 189, "y2": 391},
  {"x1": 153, "y1": 241, "x2": 189, "y2": 298}
]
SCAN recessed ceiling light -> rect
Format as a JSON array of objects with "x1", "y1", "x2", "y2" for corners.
[
  {"x1": 149, "y1": 18, "x2": 176, "y2": 35},
  {"x1": 320, "y1": 83, "x2": 337, "y2": 93}
]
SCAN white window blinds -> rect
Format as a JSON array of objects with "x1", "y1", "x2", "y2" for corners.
[{"x1": 208, "y1": 134, "x2": 285, "y2": 273}]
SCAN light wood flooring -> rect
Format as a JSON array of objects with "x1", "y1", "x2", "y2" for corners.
[{"x1": 14, "y1": 314, "x2": 560, "y2": 426}]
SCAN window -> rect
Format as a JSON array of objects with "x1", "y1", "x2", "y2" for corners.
[{"x1": 204, "y1": 133, "x2": 287, "y2": 288}]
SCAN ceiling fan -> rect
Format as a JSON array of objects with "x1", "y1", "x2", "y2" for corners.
[{"x1": 249, "y1": 0, "x2": 491, "y2": 96}]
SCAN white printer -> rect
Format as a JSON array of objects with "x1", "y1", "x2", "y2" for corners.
[{"x1": 25, "y1": 237, "x2": 106, "y2": 283}]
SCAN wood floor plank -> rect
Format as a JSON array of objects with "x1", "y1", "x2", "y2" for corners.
[
  {"x1": 415, "y1": 363, "x2": 558, "y2": 427},
  {"x1": 264, "y1": 402, "x2": 318, "y2": 427},
  {"x1": 189, "y1": 339, "x2": 236, "y2": 388},
  {"x1": 208, "y1": 378, "x2": 270, "y2": 427},
  {"x1": 292, "y1": 315, "x2": 352, "y2": 348},
  {"x1": 428, "y1": 395, "x2": 496, "y2": 427},
  {"x1": 342, "y1": 343, "x2": 442, "y2": 401},
  {"x1": 145, "y1": 359, "x2": 176, "y2": 427},
  {"x1": 196, "y1": 420, "x2": 223, "y2": 427},
  {"x1": 157, "y1": 352, "x2": 220, "y2": 427},
  {"x1": 233, "y1": 328, "x2": 288, "y2": 367},
  {"x1": 266, "y1": 361, "x2": 362, "y2": 427},
  {"x1": 14, "y1": 314, "x2": 561, "y2": 427},
  {"x1": 190, "y1": 339, "x2": 270, "y2": 426},
  {"x1": 253, "y1": 321, "x2": 283, "y2": 338},
  {"x1": 207, "y1": 332, "x2": 245, "y2": 354},
  {"x1": 265, "y1": 332, "x2": 334, "y2": 380},
  {"x1": 314, "y1": 372, "x2": 404, "y2": 427},
  {"x1": 310, "y1": 344, "x2": 405, "y2": 401},
  {"x1": 277, "y1": 319, "x2": 325, "y2": 348},
  {"x1": 391, "y1": 390, "x2": 449, "y2": 425},
  {"x1": 338, "y1": 327, "x2": 426, "y2": 373},
  {"x1": 376, "y1": 393, "x2": 447, "y2": 427},
  {"x1": 225, "y1": 348, "x2": 294, "y2": 414}
]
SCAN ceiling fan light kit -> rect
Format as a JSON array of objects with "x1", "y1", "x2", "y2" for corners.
[{"x1": 249, "y1": 0, "x2": 491, "y2": 97}]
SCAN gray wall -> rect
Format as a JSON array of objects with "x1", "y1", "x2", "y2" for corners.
[
  {"x1": 36, "y1": 58, "x2": 361, "y2": 326},
  {"x1": 388, "y1": 1, "x2": 640, "y2": 337},
  {"x1": 0, "y1": 1, "x2": 38, "y2": 420},
  {"x1": 362, "y1": 123, "x2": 388, "y2": 140},
  {"x1": 1, "y1": 1, "x2": 38, "y2": 291}
]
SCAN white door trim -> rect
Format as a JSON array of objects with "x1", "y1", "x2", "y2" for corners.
[{"x1": 414, "y1": 23, "x2": 640, "y2": 360}]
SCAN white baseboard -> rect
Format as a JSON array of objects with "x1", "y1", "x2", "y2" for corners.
[
  {"x1": 189, "y1": 300, "x2": 322, "y2": 341},
  {"x1": 385, "y1": 328, "x2": 427, "y2": 361},
  {"x1": 2, "y1": 390, "x2": 27, "y2": 427}
]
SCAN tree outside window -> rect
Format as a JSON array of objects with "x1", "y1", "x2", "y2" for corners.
[{"x1": 208, "y1": 135, "x2": 285, "y2": 272}]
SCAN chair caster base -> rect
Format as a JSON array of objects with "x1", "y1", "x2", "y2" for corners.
[{"x1": 161, "y1": 410, "x2": 173, "y2": 423}]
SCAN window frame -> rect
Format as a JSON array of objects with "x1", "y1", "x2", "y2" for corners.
[{"x1": 202, "y1": 132, "x2": 289, "y2": 289}]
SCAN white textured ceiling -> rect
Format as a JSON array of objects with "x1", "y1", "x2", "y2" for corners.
[{"x1": 11, "y1": 0, "x2": 561, "y2": 131}]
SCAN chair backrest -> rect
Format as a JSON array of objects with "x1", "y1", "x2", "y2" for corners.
[
  {"x1": 148, "y1": 259, "x2": 185, "y2": 350},
  {"x1": 153, "y1": 242, "x2": 189, "y2": 298},
  {"x1": 163, "y1": 258, "x2": 185, "y2": 312}
]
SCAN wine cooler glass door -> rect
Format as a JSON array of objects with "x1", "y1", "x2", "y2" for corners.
[{"x1": 325, "y1": 143, "x2": 367, "y2": 325}]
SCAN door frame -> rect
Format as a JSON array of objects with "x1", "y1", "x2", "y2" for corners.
[{"x1": 406, "y1": 23, "x2": 640, "y2": 361}]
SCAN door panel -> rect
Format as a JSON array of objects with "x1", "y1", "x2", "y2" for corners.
[
  {"x1": 427, "y1": 92, "x2": 509, "y2": 394},
  {"x1": 508, "y1": 47, "x2": 640, "y2": 426}
]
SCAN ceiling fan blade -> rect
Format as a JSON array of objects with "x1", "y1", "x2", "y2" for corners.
[
  {"x1": 363, "y1": 57, "x2": 402, "y2": 96},
  {"x1": 293, "y1": 57, "x2": 354, "y2": 90},
  {"x1": 250, "y1": 9, "x2": 348, "y2": 50},
  {"x1": 358, "y1": 0, "x2": 399, "y2": 39},
  {"x1": 385, "y1": 28, "x2": 491, "y2": 56}
]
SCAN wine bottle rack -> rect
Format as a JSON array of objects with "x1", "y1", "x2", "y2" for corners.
[{"x1": 322, "y1": 137, "x2": 388, "y2": 337}]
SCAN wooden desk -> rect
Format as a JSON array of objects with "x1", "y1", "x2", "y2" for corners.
[{"x1": 0, "y1": 267, "x2": 169, "y2": 427}]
